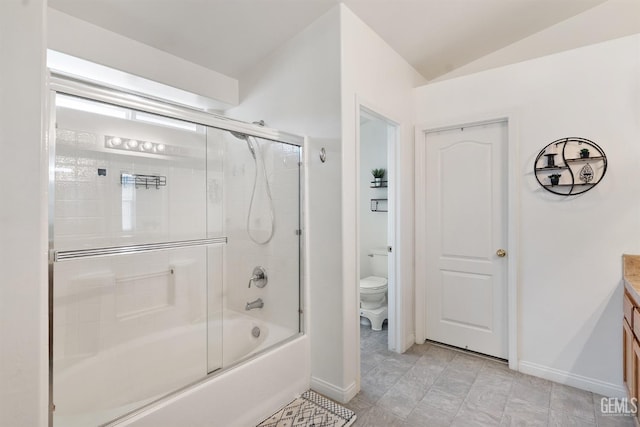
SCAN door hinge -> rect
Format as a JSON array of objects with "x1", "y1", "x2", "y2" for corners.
[
  {"x1": 387, "y1": 246, "x2": 392, "y2": 253},
  {"x1": 295, "y1": 229, "x2": 302, "y2": 236}
]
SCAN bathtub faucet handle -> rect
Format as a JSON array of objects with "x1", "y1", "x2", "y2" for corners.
[{"x1": 248, "y1": 266, "x2": 268, "y2": 288}]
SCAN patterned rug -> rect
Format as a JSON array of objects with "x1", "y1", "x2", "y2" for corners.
[{"x1": 257, "y1": 390, "x2": 356, "y2": 427}]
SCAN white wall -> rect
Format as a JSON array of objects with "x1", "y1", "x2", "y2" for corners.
[
  {"x1": 0, "y1": 1, "x2": 49, "y2": 426},
  {"x1": 47, "y1": 8, "x2": 239, "y2": 109},
  {"x1": 340, "y1": 4, "x2": 425, "y2": 396},
  {"x1": 359, "y1": 118, "x2": 388, "y2": 278},
  {"x1": 226, "y1": 6, "x2": 343, "y2": 400},
  {"x1": 228, "y1": 4, "x2": 424, "y2": 402},
  {"x1": 415, "y1": 34, "x2": 640, "y2": 396}
]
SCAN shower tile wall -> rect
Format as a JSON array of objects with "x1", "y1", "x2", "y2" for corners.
[{"x1": 54, "y1": 108, "x2": 208, "y2": 249}]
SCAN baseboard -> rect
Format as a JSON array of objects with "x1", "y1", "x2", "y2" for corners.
[
  {"x1": 519, "y1": 360, "x2": 626, "y2": 398},
  {"x1": 401, "y1": 332, "x2": 415, "y2": 352},
  {"x1": 310, "y1": 376, "x2": 357, "y2": 404}
]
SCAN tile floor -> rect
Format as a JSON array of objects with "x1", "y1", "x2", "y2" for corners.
[{"x1": 346, "y1": 323, "x2": 635, "y2": 427}]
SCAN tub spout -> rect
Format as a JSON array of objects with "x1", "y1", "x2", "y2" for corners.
[{"x1": 245, "y1": 298, "x2": 264, "y2": 311}]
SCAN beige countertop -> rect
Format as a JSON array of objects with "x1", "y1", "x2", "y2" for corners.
[{"x1": 623, "y1": 254, "x2": 640, "y2": 305}]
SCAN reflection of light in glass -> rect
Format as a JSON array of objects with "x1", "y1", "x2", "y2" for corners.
[
  {"x1": 54, "y1": 167, "x2": 73, "y2": 173},
  {"x1": 56, "y1": 94, "x2": 129, "y2": 119},
  {"x1": 104, "y1": 136, "x2": 170, "y2": 156}
]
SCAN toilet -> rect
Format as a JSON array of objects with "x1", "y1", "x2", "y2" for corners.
[{"x1": 360, "y1": 247, "x2": 388, "y2": 331}]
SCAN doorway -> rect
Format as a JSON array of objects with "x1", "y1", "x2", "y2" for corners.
[
  {"x1": 357, "y1": 107, "x2": 398, "y2": 359},
  {"x1": 418, "y1": 120, "x2": 509, "y2": 359}
]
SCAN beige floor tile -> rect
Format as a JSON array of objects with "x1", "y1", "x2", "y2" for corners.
[
  {"x1": 549, "y1": 383, "x2": 595, "y2": 422},
  {"x1": 405, "y1": 405, "x2": 458, "y2": 427},
  {"x1": 451, "y1": 401, "x2": 502, "y2": 427},
  {"x1": 355, "y1": 406, "x2": 405, "y2": 427},
  {"x1": 353, "y1": 325, "x2": 605, "y2": 427},
  {"x1": 548, "y1": 409, "x2": 596, "y2": 426},
  {"x1": 377, "y1": 375, "x2": 428, "y2": 419}
]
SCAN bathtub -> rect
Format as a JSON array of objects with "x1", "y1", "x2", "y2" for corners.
[
  {"x1": 219, "y1": 310, "x2": 294, "y2": 365},
  {"x1": 53, "y1": 310, "x2": 298, "y2": 427}
]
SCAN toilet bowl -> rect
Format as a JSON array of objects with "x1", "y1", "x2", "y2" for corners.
[
  {"x1": 360, "y1": 248, "x2": 389, "y2": 331},
  {"x1": 360, "y1": 276, "x2": 387, "y2": 309}
]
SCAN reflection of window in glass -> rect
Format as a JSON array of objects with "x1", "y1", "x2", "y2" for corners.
[
  {"x1": 121, "y1": 178, "x2": 135, "y2": 232},
  {"x1": 56, "y1": 94, "x2": 205, "y2": 134},
  {"x1": 134, "y1": 111, "x2": 201, "y2": 133},
  {"x1": 56, "y1": 94, "x2": 129, "y2": 119}
]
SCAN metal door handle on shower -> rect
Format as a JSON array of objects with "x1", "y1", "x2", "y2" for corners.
[{"x1": 248, "y1": 266, "x2": 268, "y2": 288}]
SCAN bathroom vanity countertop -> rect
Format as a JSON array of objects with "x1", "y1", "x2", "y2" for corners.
[{"x1": 623, "y1": 254, "x2": 640, "y2": 305}]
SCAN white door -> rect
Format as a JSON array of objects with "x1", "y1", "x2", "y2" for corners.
[{"x1": 423, "y1": 121, "x2": 508, "y2": 359}]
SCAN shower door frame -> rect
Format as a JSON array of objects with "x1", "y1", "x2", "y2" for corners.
[{"x1": 47, "y1": 74, "x2": 306, "y2": 427}]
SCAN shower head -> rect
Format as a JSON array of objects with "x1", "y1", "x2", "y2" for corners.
[
  {"x1": 229, "y1": 120, "x2": 265, "y2": 141},
  {"x1": 229, "y1": 131, "x2": 256, "y2": 159},
  {"x1": 229, "y1": 120, "x2": 264, "y2": 159},
  {"x1": 230, "y1": 130, "x2": 247, "y2": 140}
]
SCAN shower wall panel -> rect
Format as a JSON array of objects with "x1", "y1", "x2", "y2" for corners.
[
  {"x1": 218, "y1": 128, "x2": 301, "y2": 337},
  {"x1": 53, "y1": 246, "x2": 214, "y2": 427}
]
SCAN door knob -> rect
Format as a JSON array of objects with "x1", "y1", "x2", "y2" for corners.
[{"x1": 496, "y1": 249, "x2": 507, "y2": 258}]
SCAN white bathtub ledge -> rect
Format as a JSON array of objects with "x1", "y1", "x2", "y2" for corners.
[{"x1": 119, "y1": 335, "x2": 310, "y2": 427}]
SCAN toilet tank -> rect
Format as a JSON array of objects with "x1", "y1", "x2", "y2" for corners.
[{"x1": 369, "y1": 247, "x2": 388, "y2": 277}]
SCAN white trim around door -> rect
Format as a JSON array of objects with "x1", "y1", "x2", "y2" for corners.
[
  {"x1": 355, "y1": 98, "x2": 401, "y2": 353},
  {"x1": 415, "y1": 113, "x2": 519, "y2": 369}
]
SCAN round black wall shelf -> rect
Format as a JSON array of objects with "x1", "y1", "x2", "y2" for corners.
[{"x1": 534, "y1": 137, "x2": 607, "y2": 196}]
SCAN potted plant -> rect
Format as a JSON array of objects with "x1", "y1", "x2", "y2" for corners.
[
  {"x1": 579, "y1": 148, "x2": 590, "y2": 159},
  {"x1": 549, "y1": 174, "x2": 562, "y2": 186},
  {"x1": 371, "y1": 168, "x2": 386, "y2": 187}
]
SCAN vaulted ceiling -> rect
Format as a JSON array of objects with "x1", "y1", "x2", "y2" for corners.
[{"x1": 49, "y1": 0, "x2": 609, "y2": 81}]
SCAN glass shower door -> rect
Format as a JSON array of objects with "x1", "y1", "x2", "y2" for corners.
[
  {"x1": 51, "y1": 94, "x2": 223, "y2": 427},
  {"x1": 50, "y1": 88, "x2": 303, "y2": 426},
  {"x1": 208, "y1": 127, "x2": 301, "y2": 368}
]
